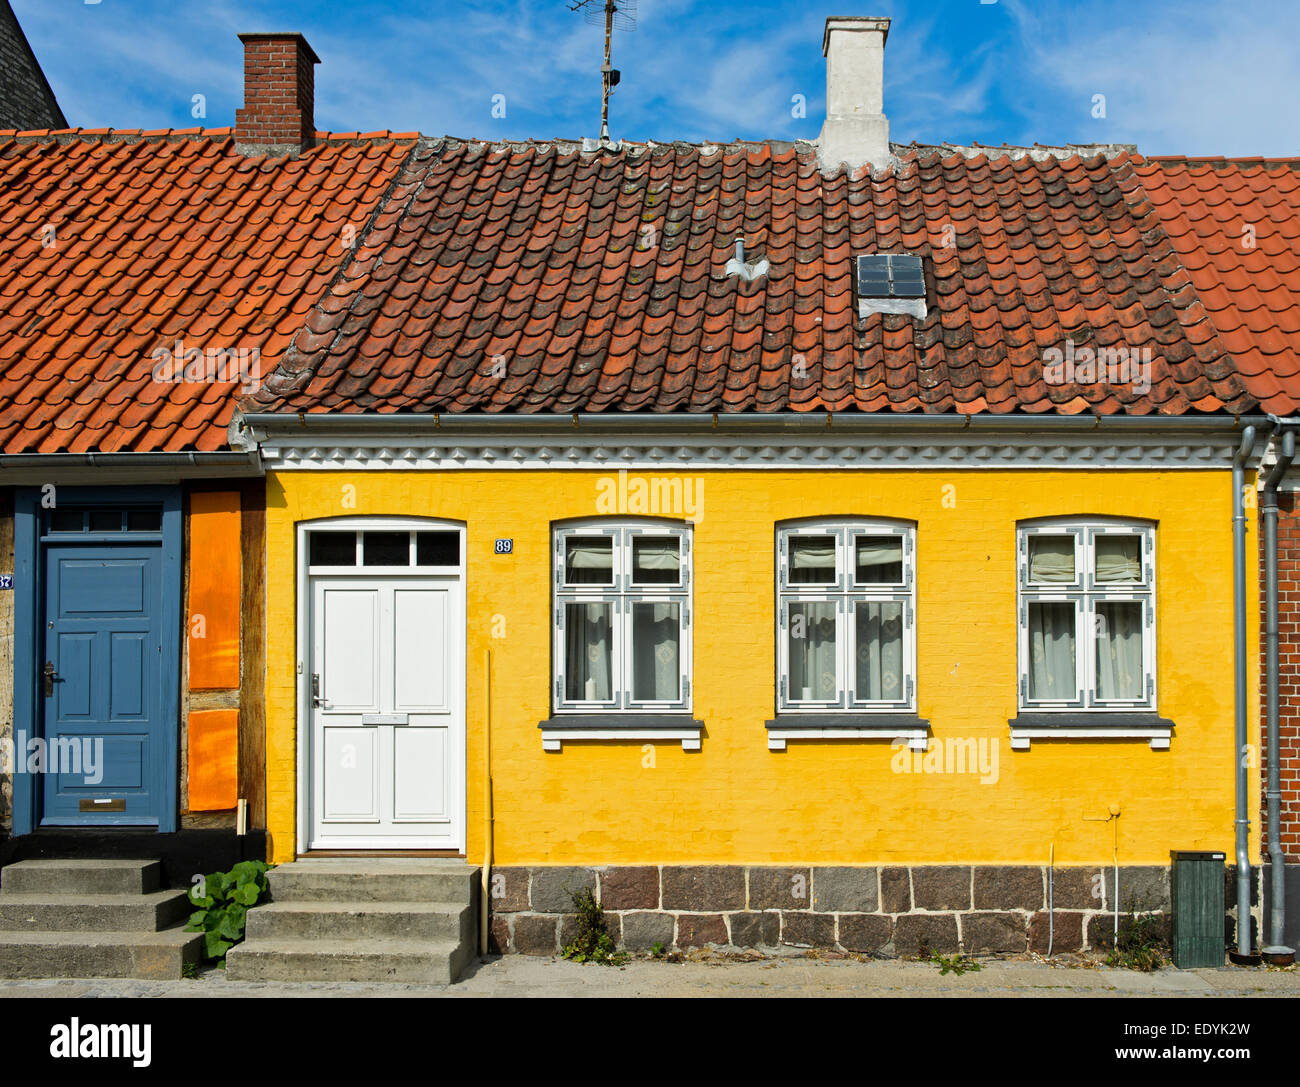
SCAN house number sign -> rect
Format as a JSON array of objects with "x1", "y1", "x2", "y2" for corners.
[
  {"x1": 494, "y1": 539, "x2": 513, "y2": 554},
  {"x1": 0, "y1": 574, "x2": 12, "y2": 590}
]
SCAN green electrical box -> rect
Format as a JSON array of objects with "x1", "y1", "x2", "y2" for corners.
[{"x1": 1170, "y1": 850, "x2": 1226, "y2": 969}]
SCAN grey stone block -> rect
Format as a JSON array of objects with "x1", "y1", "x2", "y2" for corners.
[
  {"x1": 529, "y1": 867, "x2": 597, "y2": 914},
  {"x1": 488, "y1": 916, "x2": 511, "y2": 954},
  {"x1": 961, "y1": 912, "x2": 1028, "y2": 954},
  {"x1": 1050, "y1": 867, "x2": 1106, "y2": 910},
  {"x1": 837, "y1": 913, "x2": 892, "y2": 954},
  {"x1": 676, "y1": 913, "x2": 728, "y2": 948},
  {"x1": 1030, "y1": 910, "x2": 1085, "y2": 953},
  {"x1": 1087, "y1": 908, "x2": 1169, "y2": 953},
  {"x1": 619, "y1": 911, "x2": 675, "y2": 950},
  {"x1": 812, "y1": 867, "x2": 879, "y2": 913},
  {"x1": 661, "y1": 866, "x2": 746, "y2": 911},
  {"x1": 894, "y1": 913, "x2": 960, "y2": 956},
  {"x1": 728, "y1": 911, "x2": 780, "y2": 948},
  {"x1": 973, "y1": 866, "x2": 1043, "y2": 911},
  {"x1": 912, "y1": 866, "x2": 972, "y2": 911},
  {"x1": 513, "y1": 914, "x2": 559, "y2": 955},
  {"x1": 880, "y1": 866, "x2": 911, "y2": 913},
  {"x1": 486, "y1": 866, "x2": 529, "y2": 913},
  {"x1": 598, "y1": 866, "x2": 659, "y2": 910},
  {"x1": 748, "y1": 866, "x2": 810, "y2": 910},
  {"x1": 1107, "y1": 866, "x2": 1170, "y2": 912},
  {"x1": 781, "y1": 912, "x2": 836, "y2": 948}
]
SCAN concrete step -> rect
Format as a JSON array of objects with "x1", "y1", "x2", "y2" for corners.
[
  {"x1": 267, "y1": 860, "x2": 478, "y2": 904},
  {"x1": 245, "y1": 900, "x2": 472, "y2": 943},
  {"x1": 0, "y1": 858, "x2": 162, "y2": 896},
  {"x1": 0, "y1": 929, "x2": 202, "y2": 979},
  {"x1": 0, "y1": 890, "x2": 192, "y2": 933},
  {"x1": 224, "y1": 937, "x2": 470, "y2": 984}
]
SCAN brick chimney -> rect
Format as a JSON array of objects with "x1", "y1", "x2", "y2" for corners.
[
  {"x1": 234, "y1": 32, "x2": 320, "y2": 155},
  {"x1": 816, "y1": 16, "x2": 892, "y2": 173}
]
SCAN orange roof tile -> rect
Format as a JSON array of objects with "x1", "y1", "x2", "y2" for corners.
[
  {"x1": 0, "y1": 128, "x2": 416, "y2": 452},
  {"x1": 1140, "y1": 157, "x2": 1300, "y2": 415},
  {"x1": 249, "y1": 141, "x2": 1254, "y2": 418}
]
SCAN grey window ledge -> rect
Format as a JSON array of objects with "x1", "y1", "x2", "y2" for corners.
[
  {"x1": 539, "y1": 714, "x2": 702, "y2": 752},
  {"x1": 765, "y1": 713, "x2": 930, "y2": 752},
  {"x1": 1008, "y1": 712, "x2": 1174, "y2": 751}
]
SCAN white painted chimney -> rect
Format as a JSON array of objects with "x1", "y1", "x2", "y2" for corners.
[{"x1": 816, "y1": 16, "x2": 892, "y2": 172}]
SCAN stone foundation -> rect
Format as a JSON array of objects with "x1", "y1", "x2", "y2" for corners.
[{"x1": 487, "y1": 864, "x2": 1192, "y2": 957}]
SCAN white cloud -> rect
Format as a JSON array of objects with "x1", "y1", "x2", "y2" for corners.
[{"x1": 1002, "y1": 0, "x2": 1300, "y2": 154}]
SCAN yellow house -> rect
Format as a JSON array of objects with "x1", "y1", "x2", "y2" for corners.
[{"x1": 220, "y1": 16, "x2": 1272, "y2": 970}]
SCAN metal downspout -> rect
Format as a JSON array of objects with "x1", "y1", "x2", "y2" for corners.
[
  {"x1": 1233, "y1": 424, "x2": 1258, "y2": 960},
  {"x1": 1263, "y1": 424, "x2": 1297, "y2": 961}
]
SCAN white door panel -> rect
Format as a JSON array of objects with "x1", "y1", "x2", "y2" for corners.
[
  {"x1": 322, "y1": 726, "x2": 379, "y2": 821},
  {"x1": 309, "y1": 575, "x2": 464, "y2": 849},
  {"x1": 322, "y1": 590, "x2": 380, "y2": 711},
  {"x1": 394, "y1": 588, "x2": 447, "y2": 711},
  {"x1": 393, "y1": 726, "x2": 448, "y2": 822}
]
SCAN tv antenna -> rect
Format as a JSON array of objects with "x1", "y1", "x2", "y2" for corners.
[{"x1": 568, "y1": 0, "x2": 637, "y2": 143}]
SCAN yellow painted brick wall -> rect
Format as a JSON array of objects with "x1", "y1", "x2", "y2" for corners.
[{"x1": 263, "y1": 469, "x2": 1259, "y2": 869}]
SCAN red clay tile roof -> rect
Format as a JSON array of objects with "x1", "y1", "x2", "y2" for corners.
[
  {"x1": 1140, "y1": 157, "x2": 1300, "y2": 416},
  {"x1": 247, "y1": 140, "x2": 1254, "y2": 418},
  {"x1": 0, "y1": 128, "x2": 416, "y2": 453}
]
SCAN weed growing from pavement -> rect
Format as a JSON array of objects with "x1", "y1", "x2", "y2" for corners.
[
  {"x1": 928, "y1": 950, "x2": 983, "y2": 976},
  {"x1": 1104, "y1": 896, "x2": 1169, "y2": 972},
  {"x1": 560, "y1": 887, "x2": 629, "y2": 965}
]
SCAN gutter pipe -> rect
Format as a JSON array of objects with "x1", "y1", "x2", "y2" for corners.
[
  {"x1": 1263, "y1": 420, "x2": 1297, "y2": 962},
  {"x1": 0, "y1": 450, "x2": 262, "y2": 471},
  {"x1": 1232, "y1": 424, "x2": 1258, "y2": 961},
  {"x1": 235, "y1": 410, "x2": 1269, "y2": 435}
]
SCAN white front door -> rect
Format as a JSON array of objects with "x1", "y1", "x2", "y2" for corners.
[{"x1": 308, "y1": 576, "x2": 464, "y2": 850}]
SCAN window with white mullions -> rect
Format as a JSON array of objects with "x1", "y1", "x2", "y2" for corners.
[
  {"x1": 1017, "y1": 520, "x2": 1155, "y2": 710},
  {"x1": 553, "y1": 523, "x2": 691, "y2": 712},
  {"x1": 776, "y1": 521, "x2": 915, "y2": 712}
]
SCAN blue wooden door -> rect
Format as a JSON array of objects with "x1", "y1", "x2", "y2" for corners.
[{"x1": 41, "y1": 544, "x2": 166, "y2": 825}]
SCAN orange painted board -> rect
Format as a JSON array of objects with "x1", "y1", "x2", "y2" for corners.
[
  {"x1": 188, "y1": 491, "x2": 241, "y2": 690},
  {"x1": 188, "y1": 708, "x2": 238, "y2": 811}
]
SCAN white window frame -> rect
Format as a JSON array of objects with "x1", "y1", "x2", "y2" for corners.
[
  {"x1": 1016, "y1": 518, "x2": 1156, "y2": 712},
  {"x1": 775, "y1": 519, "x2": 916, "y2": 714},
  {"x1": 552, "y1": 520, "x2": 692, "y2": 713}
]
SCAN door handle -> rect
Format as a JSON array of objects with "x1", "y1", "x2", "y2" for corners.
[
  {"x1": 43, "y1": 660, "x2": 57, "y2": 698},
  {"x1": 311, "y1": 673, "x2": 327, "y2": 708}
]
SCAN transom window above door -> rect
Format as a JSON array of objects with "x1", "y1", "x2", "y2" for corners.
[
  {"x1": 552, "y1": 522, "x2": 692, "y2": 712},
  {"x1": 775, "y1": 520, "x2": 916, "y2": 712},
  {"x1": 307, "y1": 529, "x2": 460, "y2": 569},
  {"x1": 1017, "y1": 519, "x2": 1155, "y2": 710},
  {"x1": 44, "y1": 507, "x2": 163, "y2": 534}
]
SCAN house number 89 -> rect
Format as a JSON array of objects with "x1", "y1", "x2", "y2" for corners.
[{"x1": 495, "y1": 539, "x2": 513, "y2": 554}]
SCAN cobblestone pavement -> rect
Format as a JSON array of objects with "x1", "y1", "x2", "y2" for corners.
[{"x1": 1, "y1": 954, "x2": 1298, "y2": 997}]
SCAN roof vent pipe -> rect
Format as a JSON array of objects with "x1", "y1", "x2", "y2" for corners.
[
  {"x1": 724, "y1": 236, "x2": 769, "y2": 283},
  {"x1": 1231, "y1": 423, "x2": 1259, "y2": 964},
  {"x1": 1262, "y1": 422, "x2": 1297, "y2": 964}
]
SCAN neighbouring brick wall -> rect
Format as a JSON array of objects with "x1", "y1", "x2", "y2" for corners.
[
  {"x1": 488, "y1": 865, "x2": 1188, "y2": 957},
  {"x1": 1262, "y1": 491, "x2": 1300, "y2": 860}
]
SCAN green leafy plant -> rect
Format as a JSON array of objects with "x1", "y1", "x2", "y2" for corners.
[
  {"x1": 184, "y1": 860, "x2": 271, "y2": 963},
  {"x1": 650, "y1": 941, "x2": 666, "y2": 959},
  {"x1": 1104, "y1": 896, "x2": 1168, "y2": 972},
  {"x1": 560, "y1": 887, "x2": 628, "y2": 966},
  {"x1": 928, "y1": 950, "x2": 982, "y2": 976}
]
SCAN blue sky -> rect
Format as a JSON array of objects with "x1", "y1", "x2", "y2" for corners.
[{"x1": 12, "y1": 0, "x2": 1300, "y2": 155}]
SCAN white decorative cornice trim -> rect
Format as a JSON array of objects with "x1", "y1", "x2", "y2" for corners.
[{"x1": 254, "y1": 432, "x2": 1243, "y2": 471}]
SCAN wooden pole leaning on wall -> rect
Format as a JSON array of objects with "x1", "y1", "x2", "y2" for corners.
[{"x1": 480, "y1": 648, "x2": 494, "y2": 956}]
